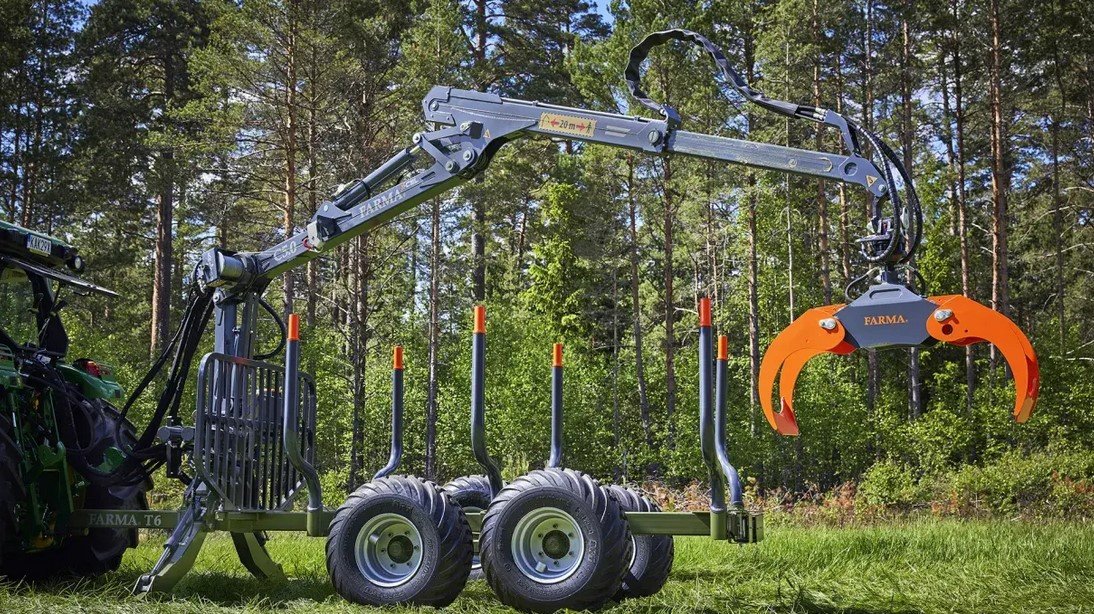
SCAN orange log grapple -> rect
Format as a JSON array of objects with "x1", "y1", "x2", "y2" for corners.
[{"x1": 760, "y1": 283, "x2": 1040, "y2": 436}]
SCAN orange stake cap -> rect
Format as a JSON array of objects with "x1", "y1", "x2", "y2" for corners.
[
  {"x1": 699, "y1": 297, "x2": 711, "y2": 327},
  {"x1": 718, "y1": 335, "x2": 729, "y2": 361},
  {"x1": 473, "y1": 305, "x2": 486, "y2": 334},
  {"x1": 287, "y1": 313, "x2": 300, "y2": 341},
  {"x1": 552, "y1": 343, "x2": 563, "y2": 367},
  {"x1": 392, "y1": 345, "x2": 404, "y2": 370}
]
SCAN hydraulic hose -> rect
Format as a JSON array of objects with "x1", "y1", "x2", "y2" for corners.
[{"x1": 625, "y1": 29, "x2": 923, "y2": 270}]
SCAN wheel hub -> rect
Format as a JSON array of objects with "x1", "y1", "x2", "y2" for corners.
[
  {"x1": 354, "y1": 513, "x2": 424, "y2": 587},
  {"x1": 510, "y1": 507, "x2": 584, "y2": 584}
]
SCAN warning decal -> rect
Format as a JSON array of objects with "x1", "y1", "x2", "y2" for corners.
[
  {"x1": 866, "y1": 175, "x2": 878, "y2": 187},
  {"x1": 538, "y1": 113, "x2": 596, "y2": 137}
]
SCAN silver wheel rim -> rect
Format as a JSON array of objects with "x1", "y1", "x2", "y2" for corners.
[
  {"x1": 510, "y1": 507, "x2": 584, "y2": 584},
  {"x1": 465, "y1": 506, "x2": 484, "y2": 571},
  {"x1": 354, "y1": 513, "x2": 424, "y2": 587},
  {"x1": 627, "y1": 534, "x2": 637, "y2": 570}
]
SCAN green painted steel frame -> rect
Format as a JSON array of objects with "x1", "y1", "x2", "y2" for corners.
[{"x1": 69, "y1": 508, "x2": 762, "y2": 542}]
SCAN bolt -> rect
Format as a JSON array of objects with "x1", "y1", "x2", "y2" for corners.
[
  {"x1": 568, "y1": 533, "x2": 573, "y2": 538},
  {"x1": 648, "y1": 130, "x2": 661, "y2": 145},
  {"x1": 463, "y1": 150, "x2": 474, "y2": 161},
  {"x1": 445, "y1": 161, "x2": 457, "y2": 172},
  {"x1": 390, "y1": 563, "x2": 396, "y2": 568},
  {"x1": 460, "y1": 121, "x2": 472, "y2": 132},
  {"x1": 537, "y1": 533, "x2": 543, "y2": 538},
  {"x1": 877, "y1": 183, "x2": 888, "y2": 194},
  {"x1": 568, "y1": 551, "x2": 573, "y2": 556},
  {"x1": 538, "y1": 551, "x2": 543, "y2": 556},
  {"x1": 412, "y1": 132, "x2": 422, "y2": 144},
  {"x1": 552, "y1": 524, "x2": 558, "y2": 529},
  {"x1": 819, "y1": 318, "x2": 837, "y2": 330},
  {"x1": 934, "y1": 309, "x2": 953, "y2": 322},
  {"x1": 429, "y1": 101, "x2": 439, "y2": 111}
]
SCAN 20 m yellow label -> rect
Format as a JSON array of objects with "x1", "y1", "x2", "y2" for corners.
[{"x1": 538, "y1": 113, "x2": 596, "y2": 137}]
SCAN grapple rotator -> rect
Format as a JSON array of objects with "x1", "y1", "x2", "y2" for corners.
[{"x1": 760, "y1": 277, "x2": 1040, "y2": 436}]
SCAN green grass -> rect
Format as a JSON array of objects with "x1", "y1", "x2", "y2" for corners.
[{"x1": 1, "y1": 519, "x2": 1091, "y2": 613}]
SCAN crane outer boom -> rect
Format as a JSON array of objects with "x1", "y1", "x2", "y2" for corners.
[{"x1": 204, "y1": 86, "x2": 888, "y2": 291}]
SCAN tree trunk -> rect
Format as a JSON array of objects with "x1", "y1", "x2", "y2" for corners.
[
  {"x1": 425, "y1": 197, "x2": 441, "y2": 478},
  {"x1": 862, "y1": 0, "x2": 879, "y2": 417},
  {"x1": 947, "y1": 0, "x2": 976, "y2": 410},
  {"x1": 1051, "y1": 19, "x2": 1066, "y2": 353},
  {"x1": 627, "y1": 156, "x2": 652, "y2": 445},
  {"x1": 834, "y1": 59, "x2": 852, "y2": 285},
  {"x1": 812, "y1": 0, "x2": 832, "y2": 304},
  {"x1": 901, "y1": 9, "x2": 923, "y2": 420},
  {"x1": 150, "y1": 49, "x2": 175, "y2": 356},
  {"x1": 611, "y1": 267, "x2": 622, "y2": 479},
  {"x1": 349, "y1": 235, "x2": 370, "y2": 488},
  {"x1": 283, "y1": 1, "x2": 299, "y2": 315},
  {"x1": 469, "y1": 0, "x2": 489, "y2": 302},
  {"x1": 744, "y1": 37, "x2": 761, "y2": 436},
  {"x1": 662, "y1": 157, "x2": 676, "y2": 449},
  {"x1": 305, "y1": 54, "x2": 319, "y2": 327},
  {"x1": 988, "y1": 0, "x2": 1010, "y2": 324}
]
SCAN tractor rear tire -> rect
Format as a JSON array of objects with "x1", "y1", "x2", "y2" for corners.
[
  {"x1": 443, "y1": 474, "x2": 493, "y2": 580},
  {"x1": 480, "y1": 468, "x2": 630, "y2": 613},
  {"x1": 605, "y1": 485, "x2": 674, "y2": 599},
  {"x1": 0, "y1": 410, "x2": 26, "y2": 569},
  {"x1": 1, "y1": 401, "x2": 149, "y2": 581},
  {"x1": 62, "y1": 402, "x2": 150, "y2": 576},
  {"x1": 327, "y1": 475, "x2": 472, "y2": 607}
]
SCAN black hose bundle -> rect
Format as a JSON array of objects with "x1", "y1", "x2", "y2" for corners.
[
  {"x1": 625, "y1": 29, "x2": 923, "y2": 274},
  {"x1": 96, "y1": 285, "x2": 215, "y2": 487}
]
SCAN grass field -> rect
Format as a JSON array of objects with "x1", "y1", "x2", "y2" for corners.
[{"x1": 0, "y1": 519, "x2": 1091, "y2": 613}]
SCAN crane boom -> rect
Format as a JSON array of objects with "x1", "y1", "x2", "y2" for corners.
[{"x1": 195, "y1": 86, "x2": 889, "y2": 295}]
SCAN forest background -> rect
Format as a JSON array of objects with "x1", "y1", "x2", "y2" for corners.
[{"x1": 2, "y1": 0, "x2": 1092, "y2": 517}]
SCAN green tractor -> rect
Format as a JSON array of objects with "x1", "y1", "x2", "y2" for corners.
[{"x1": 0, "y1": 220, "x2": 148, "y2": 579}]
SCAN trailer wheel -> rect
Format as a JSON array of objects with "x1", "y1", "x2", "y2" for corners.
[
  {"x1": 480, "y1": 468, "x2": 629, "y2": 613},
  {"x1": 327, "y1": 475, "x2": 472, "y2": 607},
  {"x1": 443, "y1": 474, "x2": 493, "y2": 580},
  {"x1": 605, "y1": 485, "x2": 674, "y2": 599}
]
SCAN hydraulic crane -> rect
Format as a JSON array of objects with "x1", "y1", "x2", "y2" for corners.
[{"x1": 109, "y1": 29, "x2": 1038, "y2": 605}]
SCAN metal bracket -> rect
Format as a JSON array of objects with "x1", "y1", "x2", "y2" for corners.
[{"x1": 232, "y1": 532, "x2": 286, "y2": 581}]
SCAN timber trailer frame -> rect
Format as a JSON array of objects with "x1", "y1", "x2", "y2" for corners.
[{"x1": 62, "y1": 30, "x2": 1038, "y2": 611}]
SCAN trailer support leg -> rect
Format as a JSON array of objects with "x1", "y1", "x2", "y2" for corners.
[
  {"x1": 232, "y1": 532, "x2": 286, "y2": 581},
  {"x1": 133, "y1": 496, "x2": 208, "y2": 595}
]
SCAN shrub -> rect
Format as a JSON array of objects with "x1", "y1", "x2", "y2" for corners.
[
  {"x1": 936, "y1": 448, "x2": 1094, "y2": 518},
  {"x1": 858, "y1": 460, "x2": 922, "y2": 509}
]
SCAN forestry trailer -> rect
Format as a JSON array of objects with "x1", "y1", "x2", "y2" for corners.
[{"x1": 0, "y1": 30, "x2": 1039, "y2": 613}]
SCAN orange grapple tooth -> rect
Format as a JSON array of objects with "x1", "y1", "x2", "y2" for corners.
[
  {"x1": 926, "y1": 295, "x2": 1040, "y2": 422},
  {"x1": 759, "y1": 304, "x2": 851, "y2": 436}
]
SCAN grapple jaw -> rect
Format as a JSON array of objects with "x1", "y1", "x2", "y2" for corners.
[
  {"x1": 759, "y1": 283, "x2": 1039, "y2": 435},
  {"x1": 925, "y1": 295, "x2": 1039, "y2": 422}
]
